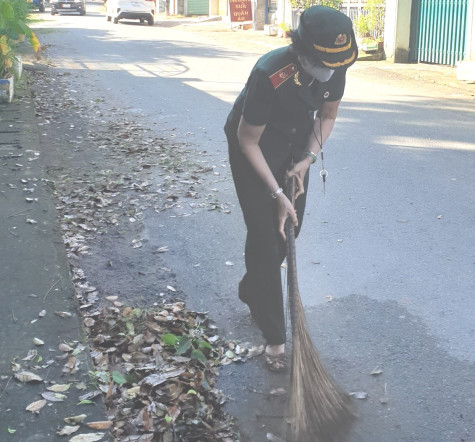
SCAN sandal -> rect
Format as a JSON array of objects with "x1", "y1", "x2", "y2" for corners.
[{"x1": 264, "y1": 352, "x2": 287, "y2": 373}]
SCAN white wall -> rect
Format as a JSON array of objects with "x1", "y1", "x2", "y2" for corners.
[
  {"x1": 384, "y1": 0, "x2": 412, "y2": 62},
  {"x1": 466, "y1": 0, "x2": 475, "y2": 59}
]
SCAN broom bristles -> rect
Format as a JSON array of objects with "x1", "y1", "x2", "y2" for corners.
[
  {"x1": 287, "y1": 291, "x2": 354, "y2": 442},
  {"x1": 285, "y1": 179, "x2": 354, "y2": 442}
]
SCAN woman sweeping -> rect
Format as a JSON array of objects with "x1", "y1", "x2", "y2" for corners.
[{"x1": 224, "y1": 6, "x2": 358, "y2": 372}]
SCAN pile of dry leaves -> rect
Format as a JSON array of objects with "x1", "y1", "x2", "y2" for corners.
[{"x1": 83, "y1": 302, "x2": 263, "y2": 441}]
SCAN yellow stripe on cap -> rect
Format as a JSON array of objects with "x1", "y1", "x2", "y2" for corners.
[
  {"x1": 314, "y1": 37, "x2": 352, "y2": 53},
  {"x1": 321, "y1": 50, "x2": 356, "y2": 68}
]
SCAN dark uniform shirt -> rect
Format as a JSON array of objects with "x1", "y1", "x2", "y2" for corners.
[{"x1": 225, "y1": 46, "x2": 347, "y2": 175}]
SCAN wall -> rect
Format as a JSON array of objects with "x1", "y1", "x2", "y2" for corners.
[
  {"x1": 210, "y1": 0, "x2": 219, "y2": 15},
  {"x1": 218, "y1": 0, "x2": 228, "y2": 17},
  {"x1": 466, "y1": 0, "x2": 475, "y2": 59},
  {"x1": 253, "y1": 0, "x2": 266, "y2": 29},
  {"x1": 384, "y1": 0, "x2": 412, "y2": 62},
  {"x1": 457, "y1": 0, "x2": 475, "y2": 81}
]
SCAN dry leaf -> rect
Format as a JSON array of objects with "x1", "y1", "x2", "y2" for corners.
[
  {"x1": 349, "y1": 391, "x2": 368, "y2": 399},
  {"x1": 42, "y1": 391, "x2": 67, "y2": 402},
  {"x1": 78, "y1": 390, "x2": 102, "y2": 401},
  {"x1": 55, "y1": 311, "x2": 72, "y2": 318},
  {"x1": 84, "y1": 317, "x2": 95, "y2": 327},
  {"x1": 22, "y1": 349, "x2": 38, "y2": 361},
  {"x1": 65, "y1": 356, "x2": 77, "y2": 369},
  {"x1": 86, "y1": 421, "x2": 113, "y2": 430},
  {"x1": 25, "y1": 399, "x2": 47, "y2": 414},
  {"x1": 131, "y1": 239, "x2": 142, "y2": 248},
  {"x1": 370, "y1": 364, "x2": 384, "y2": 375},
  {"x1": 380, "y1": 383, "x2": 389, "y2": 404},
  {"x1": 47, "y1": 383, "x2": 71, "y2": 392},
  {"x1": 125, "y1": 385, "x2": 140, "y2": 399},
  {"x1": 57, "y1": 425, "x2": 80, "y2": 435},
  {"x1": 15, "y1": 371, "x2": 43, "y2": 383},
  {"x1": 69, "y1": 433, "x2": 105, "y2": 442},
  {"x1": 63, "y1": 356, "x2": 79, "y2": 374},
  {"x1": 246, "y1": 344, "x2": 265, "y2": 358},
  {"x1": 11, "y1": 362, "x2": 21, "y2": 372},
  {"x1": 167, "y1": 404, "x2": 180, "y2": 422},
  {"x1": 75, "y1": 382, "x2": 87, "y2": 390},
  {"x1": 64, "y1": 414, "x2": 87, "y2": 425},
  {"x1": 59, "y1": 343, "x2": 74, "y2": 352},
  {"x1": 105, "y1": 381, "x2": 114, "y2": 400},
  {"x1": 140, "y1": 369, "x2": 185, "y2": 388},
  {"x1": 270, "y1": 387, "x2": 286, "y2": 396}
]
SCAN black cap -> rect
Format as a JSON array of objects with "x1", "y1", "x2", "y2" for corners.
[{"x1": 296, "y1": 5, "x2": 358, "y2": 69}]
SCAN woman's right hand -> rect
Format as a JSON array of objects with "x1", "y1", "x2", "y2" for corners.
[{"x1": 276, "y1": 193, "x2": 298, "y2": 241}]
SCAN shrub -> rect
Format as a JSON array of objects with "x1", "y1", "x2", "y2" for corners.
[
  {"x1": 290, "y1": 0, "x2": 341, "y2": 13},
  {"x1": 354, "y1": 0, "x2": 385, "y2": 39},
  {"x1": 0, "y1": 0, "x2": 41, "y2": 79}
]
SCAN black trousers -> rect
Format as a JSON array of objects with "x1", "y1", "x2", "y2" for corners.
[{"x1": 228, "y1": 138, "x2": 309, "y2": 345}]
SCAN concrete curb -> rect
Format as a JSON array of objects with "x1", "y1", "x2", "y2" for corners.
[{"x1": 0, "y1": 76, "x2": 107, "y2": 441}]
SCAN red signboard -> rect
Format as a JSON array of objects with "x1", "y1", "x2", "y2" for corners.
[{"x1": 229, "y1": 0, "x2": 252, "y2": 23}]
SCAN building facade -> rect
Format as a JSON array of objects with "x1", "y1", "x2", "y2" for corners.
[{"x1": 166, "y1": 0, "x2": 475, "y2": 73}]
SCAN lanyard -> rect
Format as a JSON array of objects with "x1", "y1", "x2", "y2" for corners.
[{"x1": 312, "y1": 117, "x2": 328, "y2": 193}]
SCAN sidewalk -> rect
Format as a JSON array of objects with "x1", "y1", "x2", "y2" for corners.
[{"x1": 0, "y1": 80, "x2": 107, "y2": 439}]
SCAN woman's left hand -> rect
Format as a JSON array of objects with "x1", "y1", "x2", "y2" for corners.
[{"x1": 286, "y1": 160, "x2": 310, "y2": 200}]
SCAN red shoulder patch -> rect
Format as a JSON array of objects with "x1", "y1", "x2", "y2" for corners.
[{"x1": 269, "y1": 64, "x2": 297, "y2": 89}]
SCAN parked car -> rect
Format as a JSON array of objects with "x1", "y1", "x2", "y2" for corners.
[
  {"x1": 28, "y1": 0, "x2": 46, "y2": 12},
  {"x1": 106, "y1": 0, "x2": 154, "y2": 25},
  {"x1": 145, "y1": 0, "x2": 155, "y2": 14},
  {"x1": 51, "y1": 0, "x2": 86, "y2": 15}
]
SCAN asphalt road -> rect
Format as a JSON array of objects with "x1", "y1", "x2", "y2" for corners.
[{"x1": 32, "y1": 3, "x2": 475, "y2": 441}]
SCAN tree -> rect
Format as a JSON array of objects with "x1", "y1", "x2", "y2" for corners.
[{"x1": 354, "y1": 0, "x2": 385, "y2": 39}]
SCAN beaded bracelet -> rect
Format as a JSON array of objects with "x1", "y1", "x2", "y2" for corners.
[{"x1": 304, "y1": 151, "x2": 317, "y2": 164}]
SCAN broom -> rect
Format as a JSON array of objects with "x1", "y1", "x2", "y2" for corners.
[{"x1": 285, "y1": 177, "x2": 354, "y2": 442}]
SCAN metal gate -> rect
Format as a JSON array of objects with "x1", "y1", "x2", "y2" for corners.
[{"x1": 413, "y1": 0, "x2": 469, "y2": 66}]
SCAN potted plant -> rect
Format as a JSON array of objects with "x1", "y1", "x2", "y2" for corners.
[
  {"x1": 0, "y1": 36, "x2": 15, "y2": 102},
  {"x1": 0, "y1": 0, "x2": 41, "y2": 102},
  {"x1": 278, "y1": 22, "x2": 291, "y2": 38}
]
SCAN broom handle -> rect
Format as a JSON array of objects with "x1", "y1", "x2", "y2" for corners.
[{"x1": 285, "y1": 177, "x2": 301, "y2": 335}]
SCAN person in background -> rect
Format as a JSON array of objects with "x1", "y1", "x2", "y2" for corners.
[{"x1": 224, "y1": 5, "x2": 358, "y2": 372}]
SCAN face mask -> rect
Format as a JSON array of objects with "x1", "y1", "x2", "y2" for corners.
[{"x1": 299, "y1": 56, "x2": 335, "y2": 83}]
